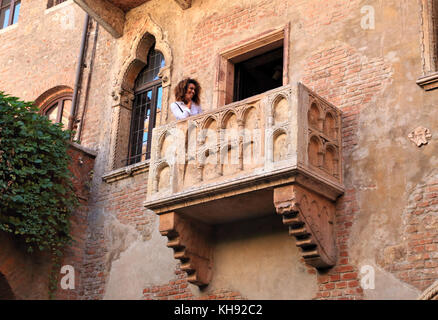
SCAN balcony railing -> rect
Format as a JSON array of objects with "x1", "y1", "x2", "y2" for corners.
[
  {"x1": 145, "y1": 83, "x2": 344, "y2": 285},
  {"x1": 146, "y1": 83, "x2": 342, "y2": 212}
]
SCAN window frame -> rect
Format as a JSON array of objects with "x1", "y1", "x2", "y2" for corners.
[
  {"x1": 126, "y1": 80, "x2": 162, "y2": 165},
  {"x1": 0, "y1": 0, "x2": 20, "y2": 30},
  {"x1": 213, "y1": 25, "x2": 290, "y2": 107},
  {"x1": 42, "y1": 94, "x2": 72, "y2": 127},
  {"x1": 125, "y1": 46, "x2": 165, "y2": 166}
]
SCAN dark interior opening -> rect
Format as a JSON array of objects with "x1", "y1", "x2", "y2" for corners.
[
  {"x1": 0, "y1": 272, "x2": 15, "y2": 300},
  {"x1": 233, "y1": 47, "x2": 283, "y2": 102}
]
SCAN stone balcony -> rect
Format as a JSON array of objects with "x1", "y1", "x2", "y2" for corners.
[{"x1": 144, "y1": 83, "x2": 344, "y2": 286}]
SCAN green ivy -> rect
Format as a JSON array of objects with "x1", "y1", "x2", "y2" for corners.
[{"x1": 0, "y1": 92, "x2": 78, "y2": 298}]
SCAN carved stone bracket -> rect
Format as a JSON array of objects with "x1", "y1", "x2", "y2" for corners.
[
  {"x1": 159, "y1": 212, "x2": 213, "y2": 286},
  {"x1": 273, "y1": 184, "x2": 336, "y2": 268}
]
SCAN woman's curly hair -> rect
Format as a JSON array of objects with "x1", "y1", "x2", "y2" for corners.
[{"x1": 174, "y1": 78, "x2": 201, "y2": 105}]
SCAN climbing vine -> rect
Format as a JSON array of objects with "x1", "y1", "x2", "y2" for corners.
[{"x1": 0, "y1": 92, "x2": 78, "y2": 298}]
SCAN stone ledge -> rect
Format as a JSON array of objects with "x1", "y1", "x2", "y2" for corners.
[
  {"x1": 68, "y1": 142, "x2": 97, "y2": 157},
  {"x1": 44, "y1": 0, "x2": 74, "y2": 14},
  {"x1": 0, "y1": 23, "x2": 18, "y2": 35},
  {"x1": 102, "y1": 160, "x2": 150, "y2": 183},
  {"x1": 417, "y1": 72, "x2": 438, "y2": 91}
]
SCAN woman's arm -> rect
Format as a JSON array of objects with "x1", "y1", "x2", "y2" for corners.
[{"x1": 170, "y1": 102, "x2": 191, "y2": 120}]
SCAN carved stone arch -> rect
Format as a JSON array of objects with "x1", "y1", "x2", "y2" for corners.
[
  {"x1": 201, "y1": 115, "x2": 219, "y2": 130},
  {"x1": 308, "y1": 99, "x2": 323, "y2": 131},
  {"x1": 158, "y1": 130, "x2": 175, "y2": 160},
  {"x1": 308, "y1": 134, "x2": 323, "y2": 167},
  {"x1": 272, "y1": 128, "x2": 289, "y2": 162},
  {"x1": 109, "y1": 14, "x2": 174, "y2": 170},
  {"x1": 155, "y1": 161, "x2": 172, "y2": 193},
  {"x1": 117, "y1": 14, "x2": 173, "y2": 91},
  {"x1": 323, "y1": 111, "x2": 337, "y2": 139},
  {"x1": 271, "y1": 93, "x2": 291, "y2": 125},
  {"x1": 220, "y1": 109, "x2": 238, "y2": 129},
  {"x1": 323, "y1": 143, "x2": 339, "y2": 177},
  {"x1": 242, "y1": 105, "x2": 261, "y2": 129},
  {"x1": 199, "y1": 116, "x2": 219, "y2": 146}
]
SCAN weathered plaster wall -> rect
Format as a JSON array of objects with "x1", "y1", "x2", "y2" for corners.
[{"x1": 209, "y1": 216, "x2": 318, "y2": 300}]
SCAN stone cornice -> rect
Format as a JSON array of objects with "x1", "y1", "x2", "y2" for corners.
[
  {"x1": 102, "y1": 160, "x2": 150, "y2": 183},
  {"x1": 417, "y1": 72, "x2": 438, "y2": 91}
]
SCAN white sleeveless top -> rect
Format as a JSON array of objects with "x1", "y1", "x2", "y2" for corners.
[{"x1": 170, "y1": 101, "x2": 202, "y2": 120}]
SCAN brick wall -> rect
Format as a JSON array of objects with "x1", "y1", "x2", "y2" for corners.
[
  {"x1": 0, "y1": 0, "x2": 85, "y2": 102},
  {"x1": 82, "y1": 171, "x2": 152, "y2": 299},
  {"x1": 381, "y1": 170, "x2": 438, "y2": 291},
  {"x1": 0, "y1": 143, "x2": 95, "y2": 300},
  {"x1": 301, "y1": 40, "x2": 393, "y2": 299},
  {"x1": 143, "y1": 266, "x2": 245, "y2": 300},
  {"x1": 55, "y1": 143, "x2": 96, "y2": 299}
]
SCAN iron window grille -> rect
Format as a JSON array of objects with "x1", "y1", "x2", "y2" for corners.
[{"x1": 126, "y1": 47, "x2": 165, "y2": 166}]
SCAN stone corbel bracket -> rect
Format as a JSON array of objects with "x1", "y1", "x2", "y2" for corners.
[
  {"x1": 159, "y1": 212, "x2": 213, "y2": 286},
  {"x1": 274, "y1": 184, "x2": 337, "y2": 268}
]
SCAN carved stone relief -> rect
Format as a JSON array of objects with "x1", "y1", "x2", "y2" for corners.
[{"x1": 408, "y1": 126, "x2": 432, "y2": 147}]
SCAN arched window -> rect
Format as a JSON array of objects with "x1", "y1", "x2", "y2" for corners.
[
  {"x1": 127, "y1": 46, "x2": 164, "y2": 165},
  {"x1": 44, "y1": 95, "x2": 72, "y2": 128}
]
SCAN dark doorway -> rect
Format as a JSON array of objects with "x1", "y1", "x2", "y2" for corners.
[
  {"x1": 0, "y1": 272, "x2": 15, "y2": 300},
  {"x1": 233, "y1": 47, "x2": 283, "y2": 102}
]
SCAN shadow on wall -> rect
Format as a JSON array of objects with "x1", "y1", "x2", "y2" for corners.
[{"x1": 0, "y1": 272, "x2": 15, "y2": 300}]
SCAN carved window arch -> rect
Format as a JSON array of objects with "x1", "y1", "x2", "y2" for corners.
[
  {"x1": 107, "y1": 14, "x2": 173, "y2": 172},
  {"x1": 126, "y1": 46, "x2": 165, "y2": 165}
]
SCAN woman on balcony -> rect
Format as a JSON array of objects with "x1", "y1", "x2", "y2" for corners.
[{"x1": 171, "y1": 78, "x2": 202, "y2": 120}]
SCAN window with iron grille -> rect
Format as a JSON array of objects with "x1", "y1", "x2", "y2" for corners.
[
  {"x1": 127, "y1": 47, "x2": 165, "y2": 165},
  {"x1": 0, "y1": 0, "x2": 20, "y2": 30},
  {"x1": 47, "y1": 0, "x2": 67, "y2": 9}
]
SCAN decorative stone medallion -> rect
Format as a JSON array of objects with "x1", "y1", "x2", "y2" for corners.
[{"x1": 408, "y1": 127, "x2": 432, "y2": 147}]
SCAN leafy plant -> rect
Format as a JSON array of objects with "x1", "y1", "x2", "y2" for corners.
[{"x1": 0, "y1": 92, "x2": 78, "y2": 297}]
